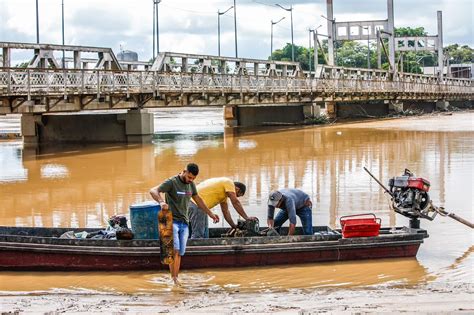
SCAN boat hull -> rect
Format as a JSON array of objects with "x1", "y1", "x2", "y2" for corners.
[{"x1": 0, "y1": 226, "x2": 427, "y2": 271}]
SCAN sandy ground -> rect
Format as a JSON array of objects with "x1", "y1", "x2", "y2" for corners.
[{"x1": 1, "y1": 283, "x2": 473, "y2": 314}]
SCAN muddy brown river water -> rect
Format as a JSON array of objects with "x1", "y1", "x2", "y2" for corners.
[{"x1": 0, "y1": 110, "x2": 472, "y2": 312}]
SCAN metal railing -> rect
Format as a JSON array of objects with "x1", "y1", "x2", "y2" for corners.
[{"x1": 0, "y1": 67, "x2": 472, "y2": 99}]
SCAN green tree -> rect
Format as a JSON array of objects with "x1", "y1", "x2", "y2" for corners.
[
  {"x1": 444, "y1": 44, "x2": 474, "y2": 64},
  {"x1": 395, "y1": 27, "x2": 427, "y2": 37},
  {"x1": 270, "y1": 43, "x2": 326, "y2": 71}
]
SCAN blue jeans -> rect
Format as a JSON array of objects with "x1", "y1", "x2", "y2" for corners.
[
  {"x1": 274, "y1": 206, "x2": 313, "y2": 235},
  {"x1": 172, "y1": 221, "x2": 189, "y2": 256},
  {"x1": 188, "y1": 202, "x2": 209, "y2": 239}
]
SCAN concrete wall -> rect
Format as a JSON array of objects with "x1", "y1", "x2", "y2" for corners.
[
  {"x1": 38, "y1": 114, "x2": 127, "y2": 143},
  {"x1": 237, "y1": 105, "x2": 305, "y2": 127},
  {"x1": 336, "y1": 102, "x2": 389, "y2": 118},
  {"x1": 402, "y1": 101, "x2": 436, "y2": 113},
  {"x1": 450, "y1": 100, "x2": 474, "y2": 109},
  {"x1": 22, "y1": 110, "x2": 154, "y2": 147}
]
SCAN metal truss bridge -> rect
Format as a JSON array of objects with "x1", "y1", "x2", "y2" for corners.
[{"x1": 0, "y1": 42, "x2": 472, "y2": 115}]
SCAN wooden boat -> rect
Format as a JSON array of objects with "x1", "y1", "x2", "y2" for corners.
[{"x1": 0, "y1": 225, "x2": 428, "y2": 271}]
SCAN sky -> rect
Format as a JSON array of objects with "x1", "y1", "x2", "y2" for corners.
[{"x1": 0, "y1": 0, "x2": 472, "y2": 63}]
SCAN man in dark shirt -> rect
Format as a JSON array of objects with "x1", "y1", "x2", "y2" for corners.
[
  {"x1": 150, "y1": 163, "x2": 219, "y2": 285},
  {"x1": 267, "y1": 189, "x2": 313, "y2": 235}
]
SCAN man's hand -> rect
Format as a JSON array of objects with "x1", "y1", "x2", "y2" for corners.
[
  {"x1": 288, "y1": 223, "x2": 296, "y2": 236},
  {"x1": 267, "y1": 218, "x2": 274, "y2": 228},
  {"x1": 159, "y1": 201, "x2": 169, "y2": 211},
  {"x1": 247, "y1": 216, "x2": 258, "y2": 221},
  {"x1": 210, "y1": 213, "x2": 220, "y2": 223}
]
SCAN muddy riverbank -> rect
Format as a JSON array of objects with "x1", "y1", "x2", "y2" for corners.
[{"x1": 1, "y1": 282, "x2": 472, "y2": 313}]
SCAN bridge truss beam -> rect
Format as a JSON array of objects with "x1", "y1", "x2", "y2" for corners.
[{"x1": 0, "y1": 66, "x2": 471, "y2": 115}]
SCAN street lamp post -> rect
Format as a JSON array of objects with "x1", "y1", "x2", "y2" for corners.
[
  {"x1": 217, "y1": 6, "x2": 233, "y2": 57},
  {"x1": 321, "y1": 14, "x2": 336, "y2": 65},
  {"x1": 155, "y1": 0, "x2": 161, "y2": 54},
  {"x1": 275, "y1": 4, "x2": 294, "y2": 62},
  {"x1": 35, "y1": 0, "x2": 39, "y2": 43},
  {"x1": 364, "y1": 26, "x2": 370, "y2": 70},
  {"x1": 415, "y1": 56, "x2": 425, "y2": 74},
  {"x1": 270, "y1": 17, "x2": 285, "y2": 60},
  {"x1": 310, "y1": 25, "x2": 323, "y2": 77},
  {"x1": 61, "y1": 0, "x2": 65, "y2": 68},
  {"x1": 233, "y1": 0, "x2": 238, "y2": 58},
  {"x1": 308, "y1": 29, "x2": 314, "y2": 75},
  {"x1": 152, "y1": 1, "x2": 156, "y2": 58}
]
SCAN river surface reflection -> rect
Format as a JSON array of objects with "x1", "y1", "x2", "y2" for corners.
[{"x1": 0, "y1": 109, "x2": 472, "y2": 294}]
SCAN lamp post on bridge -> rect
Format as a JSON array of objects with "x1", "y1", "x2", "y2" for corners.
[
  {"x1": 35, "y1": 0, "x2": 40, "y2": 43},
  {"x1": 308, "y1": 29, "x2": 314, "y2": 75},
  {"x1": 355, "y1": 24, "x2": 371, "y2": 70},
  {"x1": 363, "y1": 26, "x2": 370, "y2": 70},
  {"x1": 152, "y1": 1, "x2": 155, "y2": 58},
  {"x1": 152, "y1": 0, "x2": 162, "y2": 58},
  {"x1": 275, "y1": 4, "x2": 294, "y2": 62},
  {"x1": 321, "y1": 14, "x2": 336, "y2": 65},
  {"x1": 233, "y1": 0, "x2": 238, "y2": 58},
  {"x1": 217, "y1": 6, "x2": 233, "y2": 57},
  {"x1": 308, "y1": 25, "x2": 322, "y2": 77},
  {"x1": 415, "y1": 56, "x2": 426, "y2": 74},
  {"x1": 270, "y1": 17, "x2": 285, "y2": 61},
  {"x1": 61, "y1": 0, "x2": 65, "y2": 68}
]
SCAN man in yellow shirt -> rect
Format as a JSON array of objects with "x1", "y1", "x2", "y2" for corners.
[{"x1": 188, "y1": 177, "x2": 256, "y2": 238}]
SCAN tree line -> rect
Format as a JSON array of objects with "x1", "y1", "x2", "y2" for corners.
[{"x1": 270, "y1": 27, "x2": 473, "y2": 74}]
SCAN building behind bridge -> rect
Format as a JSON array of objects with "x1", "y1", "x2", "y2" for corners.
[{"x1": 423, "y1": 63, "x2": 473, "y2": 79}]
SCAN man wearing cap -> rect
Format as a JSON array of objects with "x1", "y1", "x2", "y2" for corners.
[
  {"x1": 267, "y1": 189, "x2": 313, "y2": 236},
  {"x1": 189, "y1": 177, "x2": 257, "y2": 238}
]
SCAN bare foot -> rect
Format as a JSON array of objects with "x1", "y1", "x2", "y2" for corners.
[{"x1": 172, "y1": 277, "x2": 181, "y2": 286}]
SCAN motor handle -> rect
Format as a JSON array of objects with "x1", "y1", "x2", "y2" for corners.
[{"x1": 363, "y1": 167, "x2": 393, "y2": 197}]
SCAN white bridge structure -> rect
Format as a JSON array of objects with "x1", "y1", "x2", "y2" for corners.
[{"x1": 0, "y1": 44, "x2": 472, "y2": 113}]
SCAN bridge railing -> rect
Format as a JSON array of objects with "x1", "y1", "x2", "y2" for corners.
[{"x1": 0, "y1": 68, "x2": 472, "y2": 98}]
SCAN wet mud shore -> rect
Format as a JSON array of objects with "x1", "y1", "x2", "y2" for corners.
[{"x1": 1, "y1": 283, "x2": 473, "y2": 313}]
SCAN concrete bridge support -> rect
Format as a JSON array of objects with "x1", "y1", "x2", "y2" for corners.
[
  {"x1": 389, "y1": 101, "x2": 404, "y2": 113},
  {"x1": 325, "y1": 101, "x2": 392, "y2": 119},
  {"x1": 21, "y1": 109, "x2": 154, "y2": 147},
  {"x1": 325, "y1": 102, "x2": 337, "y2": 119},
  {"x1": 303, "y1": 103, "x2": 322, "y2": 118},
  {"x1": 449, "y1": 100, "x2": 474, "y2": 109},
  {"x1": 224, "y1": 104, "x2": 309, "y2": 128},
  {"x1": 436, "y1": 101, "x2": 450, "y2": 111},
  {"x1": 399, "y1": 101, "x2": 437, "y2": 113}
]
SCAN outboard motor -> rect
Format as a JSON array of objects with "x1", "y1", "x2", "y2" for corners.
[
  {"x1": 389, "y1": 169, "x2": 431, "y2": 217},
  {"x1": 364, "y1": 167, "x2": 473, "y2": 230}
]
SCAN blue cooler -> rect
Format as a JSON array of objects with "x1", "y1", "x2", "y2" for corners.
[{"x1": 130, "y1": 201, "x2": 161, "y2": 239}]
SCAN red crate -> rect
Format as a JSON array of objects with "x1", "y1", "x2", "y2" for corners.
[{"x1": 340, "y1": 213, "x2": 381, "y2": 238}]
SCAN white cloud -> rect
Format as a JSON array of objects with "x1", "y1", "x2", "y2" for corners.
[{"x1": 0, "y1": 0, "x2": 471, "y2": 62}]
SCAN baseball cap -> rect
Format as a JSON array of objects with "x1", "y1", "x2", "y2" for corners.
[{"x1": 268, "y1": 190, "x2": 283, "y2": 207}]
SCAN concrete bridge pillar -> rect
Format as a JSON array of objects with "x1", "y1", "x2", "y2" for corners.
[
  {"x1": 118, "y1": 109, "x2": 155, "y2": 143},
  {"x1": 21, "y1": 113, "x2": 43, "y2": 148},
  {"x1": 436, "y1": 101, "x2": 450, "y2": 111},
  {"x1": 389, "y1": 101, "x2": 404, "y2": 113},
  {"x1": 325, "y1": 101, "x2": 337, "y2": 119},
  {"x1": 20, "y1": 109, "x2": 154, "y2": 147},
  {"x1": 224, "y1": 104, "x2": 306, "y2": 128},
  {"x1": 223, "y1": 105, "x2": 238, "y2": 128},
  {"x1": 303, "y1": 103, "x2": 322, "y2": 119}
]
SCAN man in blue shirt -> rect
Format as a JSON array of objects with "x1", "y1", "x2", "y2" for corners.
[{"x1": 267, "y1": 189, "x2": 313, "y2": 235}]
